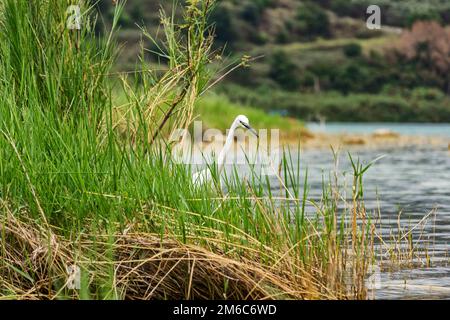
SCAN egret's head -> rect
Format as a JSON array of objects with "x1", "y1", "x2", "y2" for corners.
[{"x1": 236, "y1": 115, "x2": 259, "y2": 138}]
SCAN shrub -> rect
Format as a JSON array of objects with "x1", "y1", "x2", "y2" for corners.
[
  {"x1": 410, "y1": 87, "x2": 446, "y2": 101},
  {"x1": 296, "y1": 2, "x2": 331, "y2": 39},
  {"x1": 210, "y1": 3, "x2": 239, "y2": 46},
  {"x1": 343, "y1": 43, "x2": 362, "y2": 57},
  {"x1": 269, "y1": 51, "x2": 301, "y2": 91},
  {"x1": 240, "y1": 2, "x2": 262, "y2": 26}
]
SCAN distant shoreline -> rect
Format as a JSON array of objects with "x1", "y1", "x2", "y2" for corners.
[
  {"x1": 300, "y1": 122, "x2": 449, "y2": 150},
  {"x1": 188, "y1": 131, "x2": 448, "y2": 156},
  {"x1": 290, "y1": 131, "x2": 449, "y2": 150}
]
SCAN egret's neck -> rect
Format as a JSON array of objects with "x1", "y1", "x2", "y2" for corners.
[{"x1": 217, "y1": 119, "x2": 239, "y2": 173}]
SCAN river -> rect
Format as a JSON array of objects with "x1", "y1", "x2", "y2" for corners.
[{"x1": 302, "y1": 123, "x2": 450, "y2": 299}]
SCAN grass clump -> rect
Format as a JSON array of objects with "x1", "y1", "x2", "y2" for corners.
[
  {"x1": 0, "y1": 0, "x2": 118, "y2": 120},
  {"x1": 0, "y1": 0, "x2": 376, "y2": 300}
]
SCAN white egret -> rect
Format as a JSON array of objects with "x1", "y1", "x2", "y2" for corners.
[{"x1": 192, "y1": 115, "x2": 259, "y2": 187}]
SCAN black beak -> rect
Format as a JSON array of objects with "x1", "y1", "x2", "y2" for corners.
[{"x1": 241, "y1": 121, "x2": 259, "y2": 138}]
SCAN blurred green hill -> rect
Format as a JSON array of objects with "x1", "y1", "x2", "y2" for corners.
[{"x1": 98, "y1": 0, "x2": 450, "y2": 122}]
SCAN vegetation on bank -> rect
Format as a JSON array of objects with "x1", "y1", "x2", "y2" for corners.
[
  {"x1": 0, "y1": 0, "x2": 381, "y2": 300},
  {"x1": 218, "y1": 85, "x2": 450, "y2": 123}
]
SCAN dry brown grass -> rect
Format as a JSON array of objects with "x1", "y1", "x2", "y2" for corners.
[
  {"x1": 0, "y1": 200, "x2": 364, "y2": 300},
  {"x1": 0, "y1": 204, "x2": 68, "y2": 299},
  {"x1": 115, "y1": 234, "x2": 322, "y2": 300}
]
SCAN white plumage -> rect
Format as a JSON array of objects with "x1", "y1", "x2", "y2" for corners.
[{"x1": 192, "y1": 115, "x2": 258, "y2": 187}]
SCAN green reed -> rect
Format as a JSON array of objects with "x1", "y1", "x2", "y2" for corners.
[{"x1": 0, "y1": 0, "x2": 373, "y2": 299}]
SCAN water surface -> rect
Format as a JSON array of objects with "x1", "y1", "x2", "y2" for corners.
[{"x1": 302, "y1": 123, "x2": 450, "y2": 299}]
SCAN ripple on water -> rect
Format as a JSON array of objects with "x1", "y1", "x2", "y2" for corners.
[{"x1": 287, "y1": 146, "x2": 450, "y2": 299}]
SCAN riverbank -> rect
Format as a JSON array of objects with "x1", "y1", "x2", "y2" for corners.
[
  {"x1": 296, "y1": 131, "x2": 449, "y2": 150},
  {"x1": 193, "y1": 128, "x2": 449, "y2": 153}
]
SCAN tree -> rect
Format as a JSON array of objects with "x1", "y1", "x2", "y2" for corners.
[
  {"x1": 210, "y1": 3, "x2": 239, "y2": 47},
  {"x1": 296, "y1": 2, "x2": 330, "y2": 40},
  {"x1": 269, "y1": 51, "x2": 300, "y2": 91},
  {"x1": 240, "y1": 2, "x2": 262, "y2": 26},
  {"x1": 395, "y1": 21, "x2": 450, "y2": 94},
  {"x1": 343, "y1": 43, "x2": 362, "y2": 58},
  {"x1": 407, "y1": 10, "x2": 442, "y2": 27}
]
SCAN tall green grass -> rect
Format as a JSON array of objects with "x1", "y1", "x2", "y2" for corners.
[
  {"x1": 0, "y1": 0, "x2": 123, "y2": 224},
  {"x1": 0, "y1": 0, "x2": 374, "y2": 299}
]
